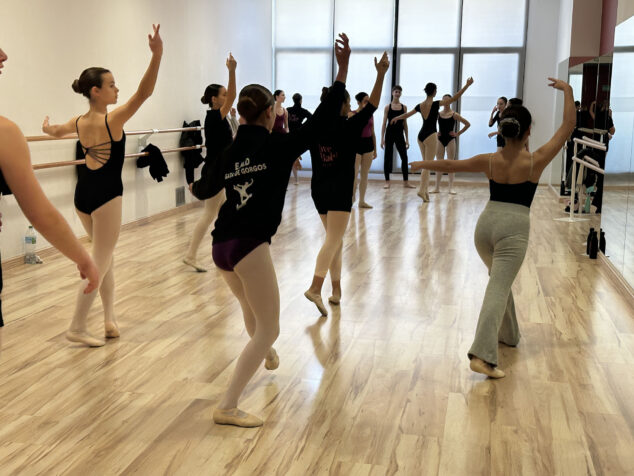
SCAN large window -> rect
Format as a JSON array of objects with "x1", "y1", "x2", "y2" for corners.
[{"x1": 273, "y1": 0, "x2": 528, "y2": 171}]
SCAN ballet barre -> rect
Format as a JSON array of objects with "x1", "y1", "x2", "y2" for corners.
[
  {"x1": 32, "y1": 144, "x2": 205, "y2": 170},
  {"x1": 25, "y1": 126, "x2": 203, "y2": 142},
  {"x1": 555, "y1": 137, "x2": 606, "y2": 223}
]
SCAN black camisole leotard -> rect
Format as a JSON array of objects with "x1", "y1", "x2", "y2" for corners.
[
  {"x1": 415, "y1": 100, "x2": 440, "y2": 142},
  {"x1": 74, "y1": 114, "x2": 126, "y2": 215},
  {"x1": 437, "y1": 113, "x2": 456, "y2": 148}
]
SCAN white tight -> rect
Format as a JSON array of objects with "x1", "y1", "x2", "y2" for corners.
[
  {"x1": 70, "y1": 197, "x2": 122, "y2": 332},
  {"x1": 435, "y1": 139, "x2": 456, "y2": 189},
  {"x1": 314, "y1": 211, "x2": 350, "y2": 280},
  {"x1": 417, "y1": 134, "x2": 437, "y2": 194},
  {"x1": 217, "y1": 243, "x2": 280, "y2": 409},
  {"x1": 353, "y1": 152, "x2": 373, "y2": 203},
  {"x1": 185, "y1": 190, "x2": 225, "y2": 261}
]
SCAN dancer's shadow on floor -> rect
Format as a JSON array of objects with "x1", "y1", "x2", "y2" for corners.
[{"x1": 305, "y1": 306, "x2": 342, "y2": 369}]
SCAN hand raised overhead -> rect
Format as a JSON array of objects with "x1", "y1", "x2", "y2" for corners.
[
  {"x1": 148, "y1": 24, "x2": 163, "y2": 55},
  {"x1": 335, "y1": 33, "x2": 351, "y2": 67},
  {"x1": 374, "y1": 51, "x2": 390, "y2": 74}
]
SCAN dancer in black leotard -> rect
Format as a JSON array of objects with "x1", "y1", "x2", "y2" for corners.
[
  {"x1": 432, "y1": 94, "x2": 470, "y2": 194},
  {"x1": 391, "y1": 77, "x2": 473, "y2": 202},
  {"x1": 0, "y1": 47, "x2": 98, "y2": 340},
  {"x1": 410, "y1": 78, "x2": 575, "y2": 378},
  {"x1": 43, "y1": 24, "x2": 163, "y2": 347},
  {"x1": 488, "y1": 96, "x2": 508, "y2": 150},
  {"x1": 287, "y1": 93, "x2": 312, "y2": 184},
  {"x1": 380, "y1": 85, "x2": 414, "y2": 189}
]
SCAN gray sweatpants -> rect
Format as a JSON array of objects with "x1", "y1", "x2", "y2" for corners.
[{"x1": 468, "y1": 201, "x2": 530, "y2": 366}]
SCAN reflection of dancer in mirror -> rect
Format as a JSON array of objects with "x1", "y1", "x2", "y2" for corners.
[
  {"x1": 488, "y1": 96, "x2": 507, "y2": 150},
  {"x1": 410, "y1": 78, "x2": 575, "y2": 378},
  {"x1": 42, "y1": 25, "x2": 163, "y2": 347},
  {"x1": 381, "y1": 85, "x2": 414, "y2": 189},
  {"x1": 197, "y1": 35, "x2": 351, "y2": 428},
  {"x1": 287, "y1": 93, "x2": 312, "y2": 184},
  {"x1": 351, "y1": 92, "x2": 377, "y2": 209},
  {"x1": 391, "y1": 77, "x2": 473, "y2": 202},
  {"x1": 432, "y1": 94, "x2": 470, "y2": 194},
  {"x1": 183, "y1": 54, "x2": 237, "y2": 272},
  {"x1": 304, "y1": 46, "x2": 390, "y2": 316},
  {"x1": 0, "y1": 47, "x2": 99, "y2": 346}
]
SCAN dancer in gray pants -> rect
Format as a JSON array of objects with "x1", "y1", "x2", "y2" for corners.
[{"x1": 410, "y1": 77, "x2": 576, "y2": 378}]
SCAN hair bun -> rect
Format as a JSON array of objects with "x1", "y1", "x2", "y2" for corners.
[
  {"x1": 201, "y1": 95, "x2": 208, "y2": 105},
  {"x1": 71, "y1": 79, "x2": 82, "y2": 94},
  {"x1": 499, "y1": 117, "x2": 520, "y2": 139},
  {"x1": 237, "y1": 96, "x2": 259, "y2": 122}
]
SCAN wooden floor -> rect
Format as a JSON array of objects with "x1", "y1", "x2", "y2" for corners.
[{"x1": 1, "y1": 180, "x2": 633, "y2": 476}]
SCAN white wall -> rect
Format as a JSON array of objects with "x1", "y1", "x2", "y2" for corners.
[
  {"x1": 0, "y1": 0, "x2": 272, "y2": 260},
  {"x1": 557, "y1": 0, "x2": 575, "y2": 63},
  {"x1": 524, "y1": 0, "x2": 562, "y2": 184}
]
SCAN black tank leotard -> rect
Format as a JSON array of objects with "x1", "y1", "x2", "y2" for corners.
[
  {"x1": 386, "y1": 104, "x2": 404, "y2": 137},
  {"x1": 74, "y1": 115, "x2": 126, "y2": 215},
  {"x1": 415, "y1": 100, "x2": 440, "y2": 142},
  {"x1": 438, "y1": 113, "x2": 456, "y2": 148}
]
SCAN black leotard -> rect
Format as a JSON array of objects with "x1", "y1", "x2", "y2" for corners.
[
  {"x1": 385, "y1": 104, "x2": 404, "y2": 138},
  {"x1": 489, "y1": 154, "x2": 538, "y2": 208},
  {"x1": 438, "y1": 113, "x2": 456, "y2": 147},
  {"x1": 491, "y1": 112, "x2": 505, "y2": 148},
  {"x1": 415, "y1": 100, "x2": 440, "y2": 142},
  {"x1": 74, "y1": 115, "x2": 126, "y2": 215}
]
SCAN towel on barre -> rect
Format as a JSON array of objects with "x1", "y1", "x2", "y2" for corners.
[
  {"x1": 180, "y1": 120, "x2": 204, "y2": 184},
  {"x1": 137, "y1": 143, "x2": 170, "y2": 182}
]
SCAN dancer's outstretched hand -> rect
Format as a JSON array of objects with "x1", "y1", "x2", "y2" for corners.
[
  {"x1": 465, "y1": 76, "x2": 474, "y2": 87},
  {"x1": 227, "y1": 52, "x2": 237, "y2": 72},
  {"x1": 78, "y1": 258, "x2": 99, "y2": 294},
  {"x1": 548, "y1": 77, "x2": 570, "y2": 91},
  {"x1": 409, "y1": 161, "x2": 424, "y2": 171},
  {"x1": 375, "y1": 51, "x2": 390, "y2": 74},
  {"x1": 148, "y1": 24, "x2": 163, "y2": 56},
  {"x1": 335, "y1": 33, "x2": 351, "y2": 67},
  {"x1": 42, "y1": 116, "x2": 51, "y2": 134},
  {"x1": 488, "y1": 131, "x2": 497, "y2": 138}
]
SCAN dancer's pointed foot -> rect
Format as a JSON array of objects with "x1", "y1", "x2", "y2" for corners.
[
  {"x1": 449, "y1": 188, "x2": 457, "y2": 195},
  {"x1": 213, "y1": 408, "x2": 263, "y2": 427},
  {"x1": 105, "y1": 321, "x2": 120, "y2": 339},
  {"x1": 383, "y1": 182, "x2": 390, "y2": 189},
  {"x1": 183, "y1": 258, "x2": 207, "y2": 272},
  {"x1": 359, "y1": 202, "x2": 373, "y2": 209},
  {"x1": 264, "y1": 347, "x2": 279, "y2": 370},
  {"x1": 304, "y1": 290, "x2": 328, "y2": 316},
  {"x1": 469, "y1": 357, "x2": 505, "y2": 379},
  {"x1": 66, "y1": 330, "x2": 104, "y2": 347},
  {"x1": 404, "y1": 181, "x2": 416, "y2": 188}
]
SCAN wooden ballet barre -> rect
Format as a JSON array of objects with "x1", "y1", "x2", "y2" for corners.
[
  {"x1": 577, "y1": 136, "x2": 606, "y2": 151},
  {"x1": 25, "y1": 126, "x2": 203, "y2": 142},
  {"x1": 32, "y1": 144, "x2": 205, "y2": 170}
]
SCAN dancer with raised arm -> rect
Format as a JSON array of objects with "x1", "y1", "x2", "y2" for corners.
[
  {"x1": 410, "y1": 78, "x2": 575, "y2": 378},
  {"x1": 42, "y1": 25, "x2": 163, "y2": 347}
]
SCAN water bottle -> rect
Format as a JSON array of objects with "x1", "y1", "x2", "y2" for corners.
[
  {"x1": 24, "y1": 225, "x2": 37, "y2": 264},
  {"x1": 586, "y1": 227, "x2": 595, "y2": 255},
  {"x1": 599, "y1": 229, "x2": 606, "y2": 254},
  {"x1": 589, "y1": 230, "x2": 599, "y2": 259}
]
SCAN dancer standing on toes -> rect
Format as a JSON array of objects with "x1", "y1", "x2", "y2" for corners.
[
  {"x1": 410, "y1": 78, "x2": 575, "y2": 378},
  {"x1": 0, "y1": 47, "x2": 98, "y2": 336},
  {"x1": 192, "y1": 35, "x2": 351, "y2": 428},
  {"x1": 432, "y1": 94, "x2": 470, "y2": 194},
  {"x1": 183, "y1": 54, "x2": 237, "y2": 272},
  {"x1": 351, "y1": 92, "x2": 377, "y2": 208},
  {"x1": 488, "y1": 96, "x2": 508, "y2": 150},
  {"x1": 381, "y1": 85, "x2": 413, "y2": 189},
  {"x1": 305, "y1": 49, "x2": 390, "y2": 315},
  {"x1": 287, "y1": 93, "x2": 312, "y2": 184},
  {"x1": 391, "y1": 77, "x2": 473, "y2": 202},
  {"x1": 42, "y1": 24, "x2": 163, "y2": 347}
]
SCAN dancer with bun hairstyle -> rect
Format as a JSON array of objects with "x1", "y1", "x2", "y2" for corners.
[
  {"x1": 304, "y1": 49, "x2": 390, "y2": 314},
  {"x1": 183, "y1": 54, "x2": 236, "y2": 272},
  {"x1": 410, "y1": 78, "x2": 575, "y2": 378},
  {"x1": 192, "y1": 34, "x2": 353, "y2": 427},
  {"x1": 391, "y1": 77, "x2": 473, "y2": 202},
  {"x1": 0, "y1": 47, "x2": 98, "y2": 339},
  {"x1": 42, "y1": 25, "x2": 162, "y2": 347}
]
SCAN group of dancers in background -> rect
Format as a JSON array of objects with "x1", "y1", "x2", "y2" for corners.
[{"x1": 0, "y1": 27, "x2": 576, "y2": 428}]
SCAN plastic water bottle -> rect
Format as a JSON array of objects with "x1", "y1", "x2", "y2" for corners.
[{"x1": 24, "y1": 225, "x2": 37, "y2": 264}]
